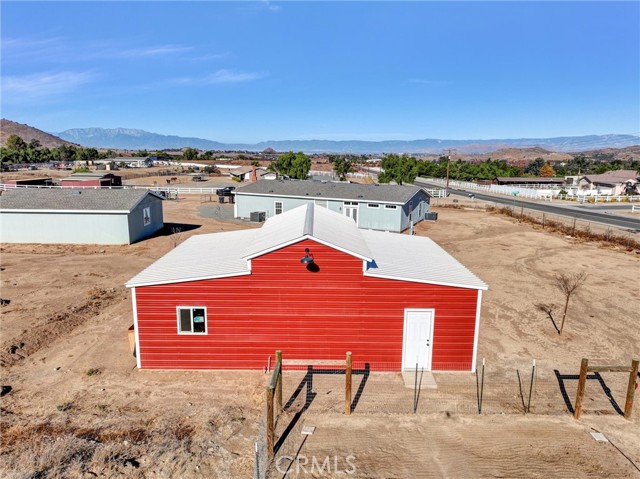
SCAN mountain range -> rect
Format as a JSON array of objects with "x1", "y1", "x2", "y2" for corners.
[
  {"x1": 55, "y1": 127, "x2": 640, "y2": 154},
  {"x1": 2, "y1": 119, "x2": 638, "y2": 154}
]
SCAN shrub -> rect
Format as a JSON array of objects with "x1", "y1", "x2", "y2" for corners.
[{"x1": 56, "y1": 402, "x2": 73, "y2": 412}]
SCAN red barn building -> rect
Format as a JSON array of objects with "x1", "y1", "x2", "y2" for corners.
[
  {"x1": 60, "y1": 172, "x2": 122, "y2": 187},
  {"x1": 126, "y1": 204, "x2": 487, "y2": 372}
]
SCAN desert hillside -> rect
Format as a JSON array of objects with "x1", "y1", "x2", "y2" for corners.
[{"x1": 0, "y1": 119, "x2": 76, "y2": 148}]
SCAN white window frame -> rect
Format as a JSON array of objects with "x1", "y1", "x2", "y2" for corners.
[
  {"x1": 384, "y1": 204, "x2": 397, "y2": 210},
  {"x1": 367, "y1": 203, "x2": 380, "y2": 208},
  {"x1": 177, "y1": 306, "x2": 208, "y2": 335},
  {"x1": 274, "y1": 201, "x2": 283, "y2": 215}
]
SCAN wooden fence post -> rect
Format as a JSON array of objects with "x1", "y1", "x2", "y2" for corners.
[
  {"x1": 266, "y1": 387, "x2": 274, "y2": 459},
  {"x1": 276, "y1": 350, "x2": 282, "y2": 412},
  {"x1": 624, "y1": 358, "x2": 639, "y2": 419},
  {"x1": 574, "y1": 358, "x2": 589, "y2": 419},
  {"x1": 345, "y1": 352, "x2": 352, "y2": 416}
]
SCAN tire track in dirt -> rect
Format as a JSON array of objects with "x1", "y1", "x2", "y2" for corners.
[{"x1": 1, "y1": 288, "x2": 126, "y2": 368}]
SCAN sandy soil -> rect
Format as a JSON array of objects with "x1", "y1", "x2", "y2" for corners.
[{"x1": 1, "y1": 198, "x2": 638, "y2": 478}]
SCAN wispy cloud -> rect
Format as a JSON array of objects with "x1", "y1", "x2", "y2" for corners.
[
  {"x1": 170, "y1": 69, "x2": 265, "y2": 86},
  {"x1": 117, "y1": 44, "x2": 194, "y2": 58},
  {"x1": 1, "y1": 36, "x2": 68, "y2": 63},
  {"x1": 2, "y1": 71, "x2": 96, "y2": 102}
]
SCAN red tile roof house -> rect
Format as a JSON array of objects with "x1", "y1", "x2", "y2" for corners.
[{"x1": 126, "y1": 204, "x2": 487, "y2": 372}]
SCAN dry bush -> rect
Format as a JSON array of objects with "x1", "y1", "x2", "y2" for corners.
[
  {"x1": 86, "y1": 287, "x2": 106, "y2": 300},
  {"x1": 0, "y1": 388, "x2": 261, "y2": 479},
  {"x1": 487, "y1": 206, "x2": 640, "y2": 251},
  {"x1": 1, "y1": 432, "x2": 95, "y2": 479},
  {"x1": 554, "y1": 271, "x2": 588, "y2": 335}
]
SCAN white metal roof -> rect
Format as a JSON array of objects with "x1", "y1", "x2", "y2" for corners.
[
  {"x1": 243, "y1": 203, "x2": 372, "y2": 261},
  {"x1": 126, "y1": 203, "x2": 487, "y2": 290},
  {"x1": 361, "y1": 230, "x2": 488, "y2": 290},
  {"x1": 125, "y1": 229, "x2": 257, "y2": 287}
]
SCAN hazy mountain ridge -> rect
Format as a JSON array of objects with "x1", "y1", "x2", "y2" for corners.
[
  {"x1": 59, "y1": 127, "x2": 229, "y2": 151},
  {"x1": 56, "y1": 127, "x2": 640, "y2": 154}
]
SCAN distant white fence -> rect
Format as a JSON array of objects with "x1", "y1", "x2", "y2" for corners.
[
  {"x1": 417, "y1": 178, "x2": 640, "y2": 203},
  {"x1": 421, "y1": 188, "x2": 447, "y2": 198},
  {"x1": 0, "y1": 183, "x2": 221, "y2": 195}
]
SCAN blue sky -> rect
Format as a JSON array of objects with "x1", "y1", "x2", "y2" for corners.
[{"x1": 2, "y1": 1, "x2": 638, "y2": 143}]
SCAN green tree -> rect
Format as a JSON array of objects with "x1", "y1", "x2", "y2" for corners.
[
  {"x1": 332, "y1": 156, "x2": 353, "y2": 180},
  {"x1": 379, "y1": 154, "x2": 418, "y2": 185},
  {"x1": 5, "y1": 134, "x2": 26, "y2": 151},
  {"x1": 270, "y1": 151, "x2": 311, "y2": 180},
  {"x1": 525, "y1": 157, "x2": 545, "y2": 176},
  {"x1": 182, "y1": 148, "x2": 199, "y2": 162}
]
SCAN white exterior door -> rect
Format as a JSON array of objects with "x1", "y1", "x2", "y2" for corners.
[
  {"x1": 343, "y1": 202, "x2": 358, "y2": 223},
  {"x1": 403, "y1": 309, "x2": 434, "y2": 371}
]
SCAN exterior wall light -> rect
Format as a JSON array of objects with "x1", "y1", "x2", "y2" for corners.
[{"x1": 300, "y1": 248, "x2": 314, "y2": 264}]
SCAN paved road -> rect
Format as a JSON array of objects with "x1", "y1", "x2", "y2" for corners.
[{"x1": 415, "y1": 180, "x2": 640, "y2": 232}]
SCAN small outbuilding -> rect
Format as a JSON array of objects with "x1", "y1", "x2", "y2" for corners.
[
  {"x1": 0, "y1": 188, "x2": 163, "y2": 244},
  {"x1": 60, "y1": 172, "x2": 122, "y2": 188},
  {"x1": 126, "y1": 203, "x2": 487, "y2": 371},
  {"x1": 234, "y1": 180, "x2": 431, "y2": 232},
  {"x1": 2, "y1": 177, "x2": 54, "y2": 187}
]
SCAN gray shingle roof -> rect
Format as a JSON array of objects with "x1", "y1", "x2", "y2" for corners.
[
  {"x1": 236, "y1": 180, "x2": 423, "y2": 204},
  {"x1": 0, "y1": 188, "x2": 159, "y2": 212}
]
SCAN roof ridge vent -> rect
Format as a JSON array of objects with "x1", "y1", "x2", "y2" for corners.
[{"x1": 303, "y1": 202, "x2": 314, "y2": 236}]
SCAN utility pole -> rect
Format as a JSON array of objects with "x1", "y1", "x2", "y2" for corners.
[{"x1": 445, "y1": 148, "x2": 455, "y2": 192}]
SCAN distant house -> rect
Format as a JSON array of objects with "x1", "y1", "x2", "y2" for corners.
[
  {"x1": 229, "y1": 166, "x2": 276, "y2": 182},
  {"x1": 126, "y1": 203, "x2": 487, "y2": 371},
  {"x1": 96, "y1": 157, "x2": 154, "y2": 168},
  {"x1": 578, "y1": 170, "x2": 640, "y2": 196},
  {"x1": 234, "y1": 180, "x2": 431, "y2": 232},
  {"x1": 60, "y1": 172, "x2": 122, "y2": 188},
  {"x1": 0, "y1": 189, "x2": 163, "y2": 245}
]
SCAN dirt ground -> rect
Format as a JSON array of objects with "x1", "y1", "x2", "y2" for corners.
[{"x1": 1, "y1": 197, "x2": 639, "y2": 478}]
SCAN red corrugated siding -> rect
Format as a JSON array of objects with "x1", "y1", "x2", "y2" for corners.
[{"x1": 135, "y1": 239, "x2": 479, "y2": 371}]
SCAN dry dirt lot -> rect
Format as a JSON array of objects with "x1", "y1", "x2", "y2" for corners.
[{"x1": 1, "y1": 198, "x2": 639, "y2": 478}]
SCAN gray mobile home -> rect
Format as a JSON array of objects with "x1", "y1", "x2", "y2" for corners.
[
  {"x1": 234, "y1": 180, "x2": 430, "y2": 232},
  {"x1": 0, "y1": 188, "x2": 164, "y2": 245}
]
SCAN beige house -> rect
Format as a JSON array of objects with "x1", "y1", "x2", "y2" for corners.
[
  {"x1": 229, "y1": 166, "x2": 276, "y2": 182},
  {"x1": 578, "y1": 170, "x2": 640, "y2": 196}
]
